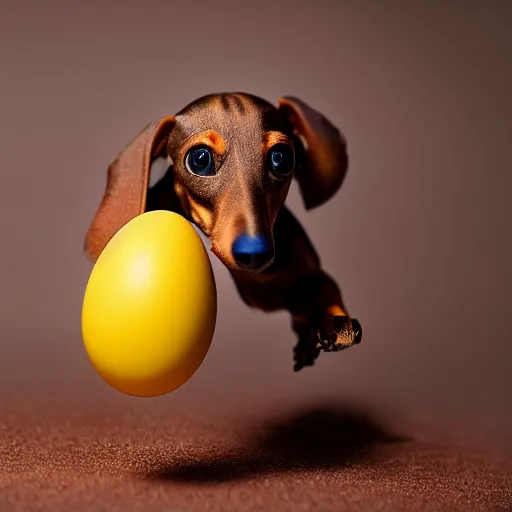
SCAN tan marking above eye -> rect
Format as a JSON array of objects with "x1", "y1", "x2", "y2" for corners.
[
  {"x1": 182, "y1": 130, "x2": 227, "y2": 156},
  {"x1": 263, "y1": 131, "x2": 293, "y2": 150}
]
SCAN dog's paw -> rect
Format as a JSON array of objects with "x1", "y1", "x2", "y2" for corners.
[
  {"x1": 293, "y1": 335, "x2": 320, "y2": 372},
  {"x1": 316, "y1": 316, "x2": 363, "y2": 352},
  {"x1": 292, "y1": 316, "x2": 362, "y2": 372}
]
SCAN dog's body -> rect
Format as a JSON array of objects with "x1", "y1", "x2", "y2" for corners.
[{"x1": 85, "y1": 93, "x2": 362, "y2": 371}]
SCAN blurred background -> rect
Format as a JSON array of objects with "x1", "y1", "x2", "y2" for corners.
[{"x1": 0, "y1": 0, "x2": 511, "y2": 430}]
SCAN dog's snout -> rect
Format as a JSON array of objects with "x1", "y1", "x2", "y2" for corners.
[{"x1": 232, "y1": 233, "x2": 273, "y2": 270}]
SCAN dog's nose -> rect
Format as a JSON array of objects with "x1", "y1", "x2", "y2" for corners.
[{"x1": 232, "y1": 233, "x2": 273, "y2": 270}]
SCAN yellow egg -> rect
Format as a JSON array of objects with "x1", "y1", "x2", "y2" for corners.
[{"x1": 81, "y1": 210, "x2": 217, "y2": 397}]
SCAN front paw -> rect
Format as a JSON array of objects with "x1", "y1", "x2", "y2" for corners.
[
  {"x1": 293, "y1": 335, "x2": 321, "y2": 372},
  {"x1": 316, "y1": 316, "x2": 362, "y2": 353},
  {"x1": 292, "y1": 316, "x2": 362, "y2": 372}
]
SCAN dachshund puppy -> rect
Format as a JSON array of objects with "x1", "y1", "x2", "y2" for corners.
[{"x1": 84, "y1": 93, "x2": 362, "y2": 371}]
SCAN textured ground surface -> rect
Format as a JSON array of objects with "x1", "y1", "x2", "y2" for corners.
[{"x1": 1, "y1": 401, "x2": 511, "y2": 512}]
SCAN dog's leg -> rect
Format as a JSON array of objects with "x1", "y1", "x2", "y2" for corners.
[{"x1": 230, "y1": 206, "x2": 362, "y2": 372}]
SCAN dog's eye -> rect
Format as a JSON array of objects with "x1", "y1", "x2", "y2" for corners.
[
  {"x1": 266, "y1": 143, "x2": 295, "y2": 178},
  {"x1": 185, "y1": 146, "x2": 215, "y2": 176}
]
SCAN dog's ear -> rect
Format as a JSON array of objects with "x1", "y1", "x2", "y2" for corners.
[
  {"x1": 277, "y1": 97, "x2": 348, "y2": 210},
  {"x1": 84, "y1": 116, "x2": 175, "y2": 262}
]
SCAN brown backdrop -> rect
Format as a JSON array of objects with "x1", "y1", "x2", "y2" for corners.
[{"x1": 1, "y1": 0, "x2": 511, "y2": 444}]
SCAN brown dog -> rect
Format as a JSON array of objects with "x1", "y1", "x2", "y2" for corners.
[{"x1": 84, "y1": 93, "x2": 362, "y2": 371}]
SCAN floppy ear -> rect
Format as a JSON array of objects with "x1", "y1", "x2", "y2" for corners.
[
  {"x1": 277, "y1": 97, "x2": 348, "y2": 210},
  {"x1": 84, "y1": 116, "x2": 175, "y2": 262}
]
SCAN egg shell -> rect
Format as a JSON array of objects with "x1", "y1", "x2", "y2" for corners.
[{"x1": 81, "y1": 210, "x2": 217, "y2": 397}]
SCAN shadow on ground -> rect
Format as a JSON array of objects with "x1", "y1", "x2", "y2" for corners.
[{"x1": 145, "y1": 404, "x2": 410, "y2": 483}]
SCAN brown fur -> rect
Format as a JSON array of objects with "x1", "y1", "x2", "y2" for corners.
[{"x1": 84, "y1": 93, "x2": 362, "y2": 371}]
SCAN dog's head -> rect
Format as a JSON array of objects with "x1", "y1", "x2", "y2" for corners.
[{"x1": 85, "y1": 93, "x2": 348, "y2": 273}]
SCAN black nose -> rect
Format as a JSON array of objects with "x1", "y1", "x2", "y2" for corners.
[{"x1": 232, "y1": 233, "x2": 273, "y2": 270}]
